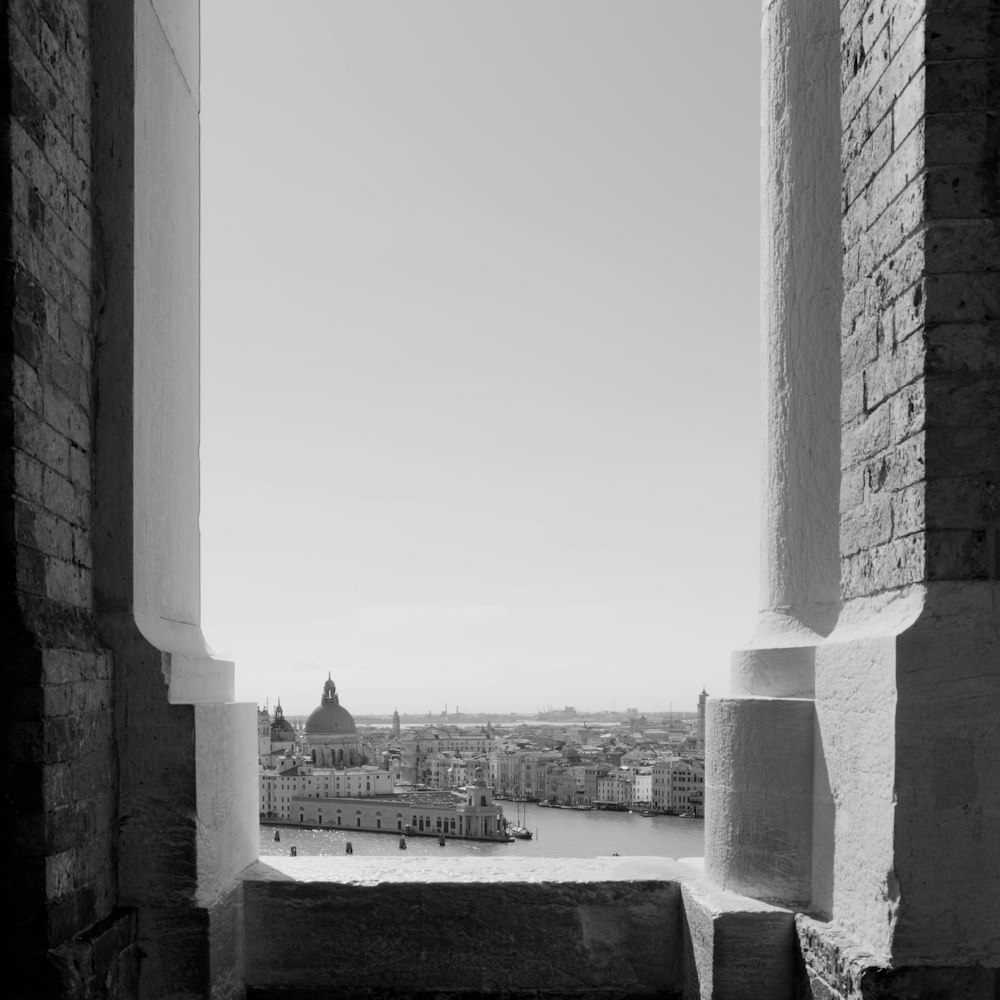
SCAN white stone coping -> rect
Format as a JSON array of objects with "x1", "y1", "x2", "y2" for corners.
[{"x1": 245, "y1": 854, "x2": 703, "y2": 886}]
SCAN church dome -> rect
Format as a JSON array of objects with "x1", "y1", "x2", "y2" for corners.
[
  {"x1": 305, "y1": 674, "x2": 357, "y2": 735},
  {"x1": 271, "y1": 702, "x2": 296, "y2": 742}
]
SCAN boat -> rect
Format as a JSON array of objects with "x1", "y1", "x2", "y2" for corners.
[
  {"x1": 640, "y1": 810, "x2": 654, "y2": 817},
  {"x1": 508, "y1": 799, "x2": 534, "y2": 839}
]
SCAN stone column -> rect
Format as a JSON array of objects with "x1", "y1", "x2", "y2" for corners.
[
  {"x1": 92, "y1": 2, "x2": 257, "y2": 995},
  {"x1": 705, "y1": 0, "x2": 841, "y2": 909}
]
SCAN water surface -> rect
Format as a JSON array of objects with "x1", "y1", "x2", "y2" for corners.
[{"x1": 260, "y1": 805, "x2": 704, "y2": 860}]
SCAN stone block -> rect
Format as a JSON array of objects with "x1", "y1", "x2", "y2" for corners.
[
  {"x1": 797, "y1": 914, "x2": 1000, "y2": 999},
  {"x1": 705, "y1": 697, "x2": 815, "y2": 906},
  {"x1": 681, "y1": 877, "x2": 795, "y2": 1000},
  {"x1": 244, "y1": 857, "x2": 686, "y2": 998}
]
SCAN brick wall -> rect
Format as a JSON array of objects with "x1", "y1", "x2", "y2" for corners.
[
  {"x1": 921, "y1": 3, "x2": 1000, "y2": 582},
  {"x1": 3, "y1": 1, "x2": 135, "y2": 994},
  {"x1": 840, "y1": 0, "x2": 1000, "y2": 599}
]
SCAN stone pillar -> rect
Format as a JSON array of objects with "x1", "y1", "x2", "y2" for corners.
[
  {"x1": 92, "y1": 2, "x2": 257, "y2": 996},
  {"x1": 706, "y1": 0, "x2": 1000, "y2": 994},
  {"x1": 706, "y1": 0, "x2": 841, "y2": 910}
]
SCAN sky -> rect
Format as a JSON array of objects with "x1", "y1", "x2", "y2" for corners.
[{"x1": 199, "y1": 1, "x2": 762, "y2": 718}]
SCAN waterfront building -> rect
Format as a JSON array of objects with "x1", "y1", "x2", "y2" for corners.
[
  {"x1": 649, "y1": 757, "x2": 705, "y2": 815},
  {"x1": 15, "y1": 4, "x2": 1000, "y2": 993},
  {"x1": 399, "y1": 726, "x2": 496, "y2": 785},
  {"x1": 490, "y1": 749, "x2": 563, "y2": 800},
  {"x1": 632, "y1": 767, "x2": 652, "y2": 809},
  {"x1": 596, "y1": 768, "x2": 635, "y2": 810},
  {"x1": 278, "y1": 776, "x2": 506, "y2": 841}
]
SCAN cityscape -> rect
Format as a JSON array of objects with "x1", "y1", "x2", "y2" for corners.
[{"x1": 259, "y1": 674, "x2": 707, "y2": 843}]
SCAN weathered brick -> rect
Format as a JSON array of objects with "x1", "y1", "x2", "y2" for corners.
[
  {"x1": 72, "y1": 526, "x2": 92, "y2": 568},
  {"x1": 867, "y1": 122, "x2": 924, "y2": 225},
  {"x1": 892, "y1": 481, "x2": 926, "y2": 537},
  {"x1": 925, "y1": 164, "x2": 993, "y2": 219},
  {"x1": 890, "y1": 379, "x2": 926, "y2": 440},
  {"x1": 44, "y1": 555, "x2": 91, "y2": 607},
  {"x1": 926, "y1": 9, "x2": 993, "y2": 61},
  {"x1": 843, "y1": 317, "x2": 880, "y2": 379},
  {"x1": 14, "y1": 353, "x2": 45, "y2": 413},
  {"x1": 841, "y1": 533, "x2": 925, "y2": 597},
  {"x1": 45, "y1": 851, "x2": 76, "y2": 899},
  {"x1": 16, "y1": 501, "x2": 74, "y2": 561},
  {"x1": 925, "y1": 220, "x2": 1000, "y2": 274},
  {"x1": 925, "y1": 111, "x2": 993, "y2": 166},
  {"x1": 864, "y1": 331, "x2": 925, "y2": 411},
  {"x1": 41, "y1": 649, "x2": 111, "y2": 686},
  {"x1": 841, "y1": 465, "x2": 866, "y2": 514},
  {"x1": 926, "y1": 528, "x2": 988, "y2": 578},
  {"x1": 843, "y1": 402, "x2": 892, "y2": 468},
  {"x1": 43, "y1": 383, "x2": 89, "y2": 449},
  {"x1": 842, "y1": 371, "x2": 866, "y2": 424},
  {"x1": 926, "y1": 322, "x2": 1000, "y2": 374},
  {"x1": 891, "y1": 279, "x2": 926, "y2": 343},
  {"x1": 841, "y1": 494, "x2": 893, "y2": 555},
  {"x1": 926, "y1": 474, "x2": 1000, "y2": 529},
  {"x1": 41, "y1": 466, "x2": 86, "y2": 525},
  {"x1": 923, "y1": 272, "x2": 1000, "y2": 324},
  {"x1": 14, "y1": 449, "x2": 46, "y2": 505},
  {"x1": 45, "y1": 679, "x2": 111, "y2": 718},
  {"x1": 864, "y1": 433, "x2": 926, "y2": 495}
]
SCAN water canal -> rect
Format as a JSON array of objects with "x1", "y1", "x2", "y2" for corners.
[{"x1": 260, "y1": 805, "x2": 704, "y2": 860}]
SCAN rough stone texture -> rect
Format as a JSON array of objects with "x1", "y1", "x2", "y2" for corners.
[
  {"x1": 244, "y1": 857, "x2": 686, "y2": 999},
  {"x1": 840, "y1": 0, "x2": 1000, "y2": 599},
  {"x1": 796, "y1": 914, "x2": 1000, "y2": 1000},
  {"x1": 2, "y1": 0, "x2": 128, "y2": 992},
  {"x1": 713, "y1": 0, "x2": 1000, "y2": 992},
  {"x1": 680, "y1": 877, "x2": 795, "y2": 1000},
  {"x1": 4, "y1": 3, "x2": 255, "y2": 997},
  {"x1": 705, "y1": 697, "x2": 815, "y2": 908}
]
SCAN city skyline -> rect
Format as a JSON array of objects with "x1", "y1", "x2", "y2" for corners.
[{"x1": 199, "y1": 2, "x2": 762, "y2": 715}]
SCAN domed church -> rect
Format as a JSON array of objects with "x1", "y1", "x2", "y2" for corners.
[{"x1": 304, "y1": 673, "x2": 363, "y2": 767}]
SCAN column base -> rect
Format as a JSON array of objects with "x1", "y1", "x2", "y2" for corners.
[
  {"x1": 680, "y1": 875, "x2": 795, "y2": 1000},
  {"x1": 796, "y1": 915, "x2": 1000, "y2": 999}
]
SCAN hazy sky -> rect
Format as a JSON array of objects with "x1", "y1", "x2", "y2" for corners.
[{"x1": 200, "y1": 1, "x2": 762, "y2": 717}]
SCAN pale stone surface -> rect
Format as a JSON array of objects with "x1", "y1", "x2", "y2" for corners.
[
  {"x1": 757, "y1": 0, "x2": 841, "y2": 633},
  {"x1": 244, "y1": 857, "x2": 686, "y2": 996},
  {"x1": 134, "y1": 0, "x2": 203, "y2": 640},
  {"x1": 705, "y1": 697, "x2": 814, "y2": 908},
  {"x1": 254, "y1": 853, "x2": 691, "y2": 885},
  {"x1": 681, "y1": 877, "x2": 795, "y2": 1000},
  {"x1": 149, "y1": 0, "x2": 200, "y2": 98}
]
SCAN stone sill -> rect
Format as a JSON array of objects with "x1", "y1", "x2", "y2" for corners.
[
  {"x1": 249, "y1": 853, "x2": 698, "y2": 885},
  {"x1": 242, "y1": 856, "x2": 701, "y2": 998}
]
